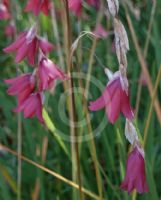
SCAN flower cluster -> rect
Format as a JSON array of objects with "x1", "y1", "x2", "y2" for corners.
[
  {"x1": 4, "y1": 1, "x2": 68, "y2": 124},
  {"x1": 89, "y1": 0, "x2": 149, "y2": 194},
  {"x1": 2, "y1": 0, "x2": 149, "y2": 195}
]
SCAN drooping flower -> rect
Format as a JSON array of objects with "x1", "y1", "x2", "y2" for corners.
[
  {"x1": 14, "y1": 92, "x2": 44, "y2": 123},
  {"x1": 38, "y1": 37, "x2": 54, "y2": 55},
  {"x1": 120, "y1": 146, "x2": 149, "y2": 194},
  {"x1": 24, "y1": 0, "x2": 51, "y2": 16},
  {"x1": 93, "y1": 24, "x2": 108, "y2": 38},
  {"x1": 3, "y1": 26, "x2": 54, "y2": 65},
  {"x1": 0, "y1": 2, "x2": 10, "y2": 19},
  {"x1": 4, "y1": 73, "x2": 35, "y2": 104},
  {"x1": 89, "y1": 70, "x2": 134, "y2": 124},
  {"x1": 38, "y1": 56, "x2": 68, "y2": 91}
]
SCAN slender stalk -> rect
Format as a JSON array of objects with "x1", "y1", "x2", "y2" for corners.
[
  {"x1": 73, "y1": 3, "x2": 104, "y2": 198},
  {"x1": 0, "y1": 144, "x2": 101, "y2": 200},
  {"x1": 63, "y1": 1, "x2": 83, "y2": 199},
  {"x1": 124, "y1": 5, "x2": 161, "y2": 124},
  {"x1": 17, "y1": 114, "x2": 22, "y2": 200},
  {"x1": 50, "y1": 2, "x2": 65, "y2": 70},
  {"x1": 32, "y1": 137, "x2": 48, "y2": 200},
  {"x1": 75, "y1": 64, "x2": 104, "y2": 200},
  {"x1": 143, "y1": 0, "x2": 156, "y2": 58},
  {"x1": 143, "y1": 65, "x2": 161, "y2": 147},
  {"x1": 135, "y1": 0, "x2": 157, "y2": 117},
  {"x1": 10, "y1": 1, "x2": 22, "y2": 199},
  {"x1": 85, "y1": 38, "x2": 98, "y2": 96},
  {"x1": 135, "y1": 82, "x2": 142, "y2": 118},
  {"x1": 85, "y1": 2, "x2": 104, "y2": 97}
]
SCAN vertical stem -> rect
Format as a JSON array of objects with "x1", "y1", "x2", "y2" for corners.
[
  {"x1": 85, "y1": 2, "x2": 104, "y2": 97},
  {"x1": 17, "y1": 114, "x2": 22, "y2": 200},
  {"x1": 10, "y1": 1, "x2": 22, "y2": 199},
  {"x1": 75, "y1": 3, "x2": 104, "y2": 198},
  {"x1": 135, "y1": 0, "x2": 156, "y2": 118},
  {"x1": 63, "y1": 1, "x2": 83, "y2": 199},
  {"x1": 143, "y1": 65, "x2": 161, "y2": 147},
  {"x1": 50, "y1": 2, "x2": 65, "y2": 70},
  {"x1": 124, "y1": 5, "x2": 161, "y2": 124},
  {"x1": 85, "y1": 38, "x2": 98, "y2": 96}
]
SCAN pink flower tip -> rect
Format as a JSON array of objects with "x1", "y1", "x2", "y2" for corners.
[
  {"x1": 89, "y1": 72, "x2": 134, "y2": 124},
  {"x1": 14, "y1": 92, "x2": 44, "y2": 124},
  {"x1": 120, "y1": 147, "x2": 149, "y2": 194},
  {"x1": 93, "y1": 24, "x2": 108, "y2": 38},
  {"x1": 38, "y1": 57, "x2": 69, "y2": 91},
  {"x1": 0, "y1": 2, "x2": 10, "y2": 20},
  {"x1": 24, "y1": 0, "x2": 51, "y2": 16},
  {"x1": 3, "y1": 27, "x2": 53, "y2": 65}
]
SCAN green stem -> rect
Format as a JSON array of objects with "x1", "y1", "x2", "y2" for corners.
[
  {"x1": 63, "y1": 1, "x2": 84, "y2": 199},
  {"x1": 143, "y1": 65, "x2": 161, "y2": 147}
]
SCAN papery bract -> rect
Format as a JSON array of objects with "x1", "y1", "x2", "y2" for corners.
[
  {"x1": 121, "y1": 147, "x2": 149, "y2": 194},
  {"x1": 24, "y1": 0, "x2": 51, "y2": 16},
  {"x1": 89, "y1": 71, "x2": 134, "y2": 124},
  {"x1": 38, "y1": 56, "x2": 68, "y2": 91},
  {"x1": 14, "y1": 92, "x2": 44, "y2": 123}
]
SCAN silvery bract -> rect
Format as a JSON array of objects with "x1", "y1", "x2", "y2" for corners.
[
  {"x1": 104, "y1": 68, "x2": 113, "y2": 80},
  {"x1": 107, "y1": 0, "x2": 119, "y2": 17},
  {"x1": 119, "y1": 64, "x2": 129, "y2": 94},
  {"x1": 125, "y1": 119, "x2": 139, "y2": 145},
  {"x1": 114, "y1": 18, "x2": 129, "y2": 67}
]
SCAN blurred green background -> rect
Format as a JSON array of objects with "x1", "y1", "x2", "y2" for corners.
[{"x1": 0, "y1": 0, "x2": 161, "y2": 200}]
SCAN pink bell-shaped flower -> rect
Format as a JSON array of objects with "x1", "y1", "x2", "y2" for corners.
[
  {"x1": 3, "y1": 26, "x2": 54, "y2": 65},
  {"x1": 38, "y1": 56, "x2": 68, "y2": 91},
  {"x1": 14, "y1": 92, "x2": 44, "y2": 123},
  {"x1": 3, "y1": 26, "x2": 38, "y2": 65},
  {"x1": 24, "y1": 0, "x2": 51, "y2": 16},
  {"x1": 4, "y1": 73, "x2": 35, "y2": 104},
  {"x1": 121, "y1": 146, "x2": 149, "y2": 194},
  {"x1": 89, "y1": 70, "x2": 134, "y2": 124}
]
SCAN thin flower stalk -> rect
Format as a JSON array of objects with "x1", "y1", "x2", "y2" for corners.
[
  {"x1": 106, "y1": 0, "x2": 149, "y2": 194},
  {"x1": 63, "y1": 1, "x2": 84, "y2": 199}
]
